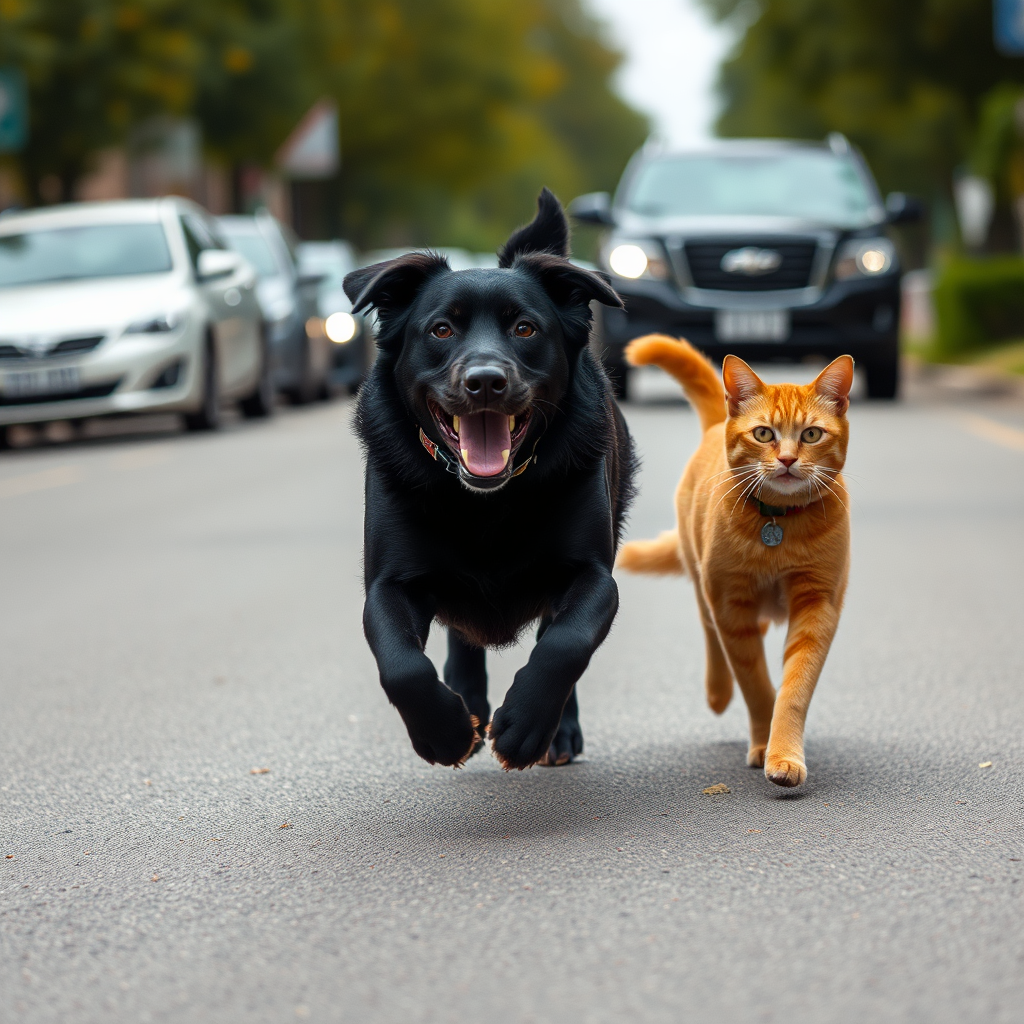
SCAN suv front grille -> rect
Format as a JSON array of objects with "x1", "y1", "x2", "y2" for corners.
[{"x1": 684, "y1": 239, "x2": 817, "y2": 291}]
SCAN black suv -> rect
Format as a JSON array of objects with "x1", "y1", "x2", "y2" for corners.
[{"x1": 570, "y1": 136, "x2": 920, "y2": 399}]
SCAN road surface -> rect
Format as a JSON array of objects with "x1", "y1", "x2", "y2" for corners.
[{"x1": 1, "y1": 378, "x2": 1022, "y2": 1023}]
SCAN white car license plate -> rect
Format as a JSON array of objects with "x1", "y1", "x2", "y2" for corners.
[
  {"x1": 715, "y1": 309, "x2": 790, "y2": 342},
  {"x1": 1, "y1": 366, "x2": 82, "y2": 397}
]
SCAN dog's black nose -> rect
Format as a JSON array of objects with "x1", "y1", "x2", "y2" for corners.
[{"x1": 463, "y1": 366, "x2": 508, "y2": 405}]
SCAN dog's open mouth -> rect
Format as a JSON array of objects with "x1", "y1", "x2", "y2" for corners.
[{"x1": 428, "y1": 401, "x2": 531, "y2": 479}]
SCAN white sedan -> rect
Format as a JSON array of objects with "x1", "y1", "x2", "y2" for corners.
[{"x1": 0, "y1": 198, "x2": 272, "y2": 432}]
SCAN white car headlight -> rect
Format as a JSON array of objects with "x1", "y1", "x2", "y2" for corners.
[
  {"x1": 605, "y1": 239, "x2": 670, "y2": 281},
  {"x1": 125, "y1": 311, "x2": 186, "y2": 335},
  {"x1": 324, "y1": 312, "x2": 358, "y2": 344},
  {"x1": 834, "y1": 238, "x2": 896, "y2": 281}
]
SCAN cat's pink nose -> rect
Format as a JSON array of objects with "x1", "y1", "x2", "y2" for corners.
[{"x1": 778, "y1": 456, "x2": 797, "y2": 468}]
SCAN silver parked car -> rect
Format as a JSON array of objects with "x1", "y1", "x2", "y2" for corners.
[
  {"x1": 0, "y1": 198, "x2": 272, "y2": 434},
  {"x1": 218, "y1": 213, "x2": 331, "y2": 404}
]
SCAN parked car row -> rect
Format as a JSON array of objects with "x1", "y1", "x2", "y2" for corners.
[{"x1": 0, "y1": 198, "x2": 375, "y2": 440}]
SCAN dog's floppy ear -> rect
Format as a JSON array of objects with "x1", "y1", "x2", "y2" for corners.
[
  {"x1": 515, "y1": 252, "x2": 623, "y2": 310},
  {"x1": 343, "y1": 251, "x2": 450, "y2": 315},
  {"x1": 498, "y1": 188, "x2": 570, "y2": 267}
]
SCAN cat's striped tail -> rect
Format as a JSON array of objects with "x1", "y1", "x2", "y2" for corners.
[{"x1": 624, "y1": 334, "x2": 726, "y2": 433}]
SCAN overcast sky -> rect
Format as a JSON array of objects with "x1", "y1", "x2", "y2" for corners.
[{"x1": 585, "y1": 0, "x2": 735, "y2": 146}]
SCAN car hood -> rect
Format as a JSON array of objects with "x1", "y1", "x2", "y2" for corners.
[
  {"x1": 0, "y1": 274, "x2": 190, "y2": 337},
  {"x1": 611, "y1": 212, "x2": 859, "y2": 239}
]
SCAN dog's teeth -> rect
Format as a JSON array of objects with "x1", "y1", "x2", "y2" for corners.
[
  {"x1": 461, "y1": 449, "x2": 469, "y2": 463},
  {"x1": 509, "y1": 415, "x2": 515, "y2": 430},
  {"x1": 453, "y1": 415, "x2": 460, "y2": 433},
  {"x1": 501, "y1": 449, "x2": 510, "y2": 467}
]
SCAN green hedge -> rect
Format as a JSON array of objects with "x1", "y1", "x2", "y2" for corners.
[{"x1": 933, "y1": 257, "x2": 1024, "y2": 358}]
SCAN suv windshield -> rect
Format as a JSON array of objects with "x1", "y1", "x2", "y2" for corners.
[
  {"x1": 624, "y1": 151, "x2": 877, "y2": 227},
  {"x1": 0, "y1": 223, "x2": 173, "y2": 288}
]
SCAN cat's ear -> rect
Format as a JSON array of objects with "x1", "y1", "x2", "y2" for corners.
[
  {"x1": 722, "y1": 356, "x2": 765, "y2": 415},
  {"x1": 813, "y1": 355, "x2": 855, "y2": 414}
]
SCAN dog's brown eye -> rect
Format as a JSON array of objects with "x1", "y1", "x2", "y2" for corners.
[
  {"x1": 753, "y1": 426, "x2": 775, "y2": 443},
  {"x1": 431, "y1": 323, "x2": 453, "y2": 339},
  {"x1": 801, "y1": 427, "x2": 823, "y2": 443},
  {"x1": 514, "y1": 321, "x2": 536, "y2": 338}
]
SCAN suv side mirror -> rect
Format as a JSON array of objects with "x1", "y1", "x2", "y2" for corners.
[
  {"x1": 568, "y1": 192, "x2": 615, "y2": 227},
  {"x1": 885, "y1": 192, "x2": 925, "y2": 225},
  {"x1": 197, "y1": 248, "x2": 243, "y2": 280}
]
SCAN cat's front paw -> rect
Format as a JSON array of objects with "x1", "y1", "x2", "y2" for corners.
[{"x1": 764, "y1": 754, "x2": 807, "y2": 788}]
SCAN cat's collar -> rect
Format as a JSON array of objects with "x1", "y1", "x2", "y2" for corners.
[{"x1": 751, "y1": 498, "x2": 807, "y2": 517}]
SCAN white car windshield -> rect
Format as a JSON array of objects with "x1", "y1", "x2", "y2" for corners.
[
  {"x1": 624, "y1": 152, "x2": 877, "y2": 227},
  {"x1": 0, "y1": 223, "x2": 173, "y2": 287}
]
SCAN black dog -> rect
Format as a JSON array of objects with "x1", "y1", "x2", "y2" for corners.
[{"x1": 343, "y1": 189, "x2": 636, "y2": 770}]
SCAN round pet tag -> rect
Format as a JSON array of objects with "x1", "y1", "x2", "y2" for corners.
[{"x1": 761, "y1": 522, "x2": 784, "y2": 547}]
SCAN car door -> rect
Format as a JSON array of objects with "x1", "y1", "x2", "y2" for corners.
[{"x1": 180, "y1": 213, "x2": 259, "y2": 395}]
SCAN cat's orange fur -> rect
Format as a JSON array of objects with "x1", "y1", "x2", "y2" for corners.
[{"x1": 617, "y1": 335, "x2": 854, "y2": 788}]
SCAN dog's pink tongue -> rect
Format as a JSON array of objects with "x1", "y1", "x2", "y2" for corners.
[{"x1": 457, "y1": 411, "x2": 511, "y2": 476}]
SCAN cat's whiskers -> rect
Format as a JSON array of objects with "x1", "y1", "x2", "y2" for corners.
[
  {"x1": 707, "y1": 466, "x2": 762, "y2": 514},
  {"x1": 714, "y1": 468, "x2": 762, "y2": 518},
  {"x1": 730, "y1": 468, "x2": 768, "y2": 518},
  {"x1": 809, "y1": 469, "x2": 849, "y2": 512}
]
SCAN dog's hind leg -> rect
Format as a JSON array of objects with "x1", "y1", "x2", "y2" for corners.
[{"x1": 443, "y1": 630, "x2": 490, "y2": 754}]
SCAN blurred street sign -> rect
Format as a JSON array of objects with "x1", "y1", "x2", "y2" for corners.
[
  {"x1": 277, "y1": 100, "x2": 339, "y2": 179},
  {"x1": 0, "y1": 68, "x2": 28, "y2": 153},
  {"x1": 995, "y1": 0, "x2": 1024, "y2": 55}
]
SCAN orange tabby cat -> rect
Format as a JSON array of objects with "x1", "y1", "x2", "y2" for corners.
[{"x1": 617, "y1": 335, "x2": 854, "y2": 788}]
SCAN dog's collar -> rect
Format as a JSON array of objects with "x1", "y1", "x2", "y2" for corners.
[
  {"x1": 750, "y1": 497, "x2": 807, "y2": 517},
  {"x1": 418, "y1": 427, "x2": 534, "y2": 480}
]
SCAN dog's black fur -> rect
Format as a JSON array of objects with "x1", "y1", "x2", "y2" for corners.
[{"x1": 344, "y1": 189, "x2": 637, "y2": 770}]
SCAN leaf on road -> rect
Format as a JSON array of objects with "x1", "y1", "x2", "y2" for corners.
[
  {"x1": 280, "y1": 822, "x2": 292, "y2": 829},
  {"x1": 250, "y1": 767, "x2": 270, "y2": 774},
  {"x1": 150, "y1": 874, "x2": 160, "y2": 882},
  {"x1": 703, "y1": 783, "x2": 730, "y2": 795},
  {"x1": 978, "y1": 762, "x2": 993, "y2": 768}
]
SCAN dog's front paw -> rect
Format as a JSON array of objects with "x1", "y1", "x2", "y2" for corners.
[
  {"x1": 538, "y1": 714, "x2": 583, "y2": 767},
  {"x1": 397, "y1": 685, "x2": 479, "y2": 767},
  {"x1": 488, "y1": 702, "x2": 560, "y2": 771}
]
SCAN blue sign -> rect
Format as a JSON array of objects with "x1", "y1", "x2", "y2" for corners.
[
  {"x1": 0, "y1": 67, "x2": 28, "y2": 152},
  {"x1": 995, "y1": 0, "x2": 1024, "y2": 56}
]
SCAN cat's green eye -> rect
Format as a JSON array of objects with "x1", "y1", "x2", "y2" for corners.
[
  {"x1": 801, "y1": 427, "x2": 823, "y2": 443},
  {"x1": 753, "y1": 426, "x2": 775, "y2": 443}
]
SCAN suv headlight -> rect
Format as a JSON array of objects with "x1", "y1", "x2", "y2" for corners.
[
  {"x1": 833, "y1": 238, "x2": 896, "y2": 280},
  {"x1": 605, "y1": 238, "x2": 670, "y2": 281}
]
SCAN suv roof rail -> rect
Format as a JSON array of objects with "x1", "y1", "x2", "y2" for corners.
[{"x1": 827, "y1": 132, "x2": 851, "y2": 155}]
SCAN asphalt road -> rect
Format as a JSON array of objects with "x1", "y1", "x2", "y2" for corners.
[{"x1": 1, "y1": 375, "x2": 1022, "y2": 1024}]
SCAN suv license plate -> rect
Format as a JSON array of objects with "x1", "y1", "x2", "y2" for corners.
[
  {"x1": 715, "y1": 309, "x2": 790, "y2": 342},
  {"x1": 1, "y1": 366, "x2": 82, "y2": 397}
]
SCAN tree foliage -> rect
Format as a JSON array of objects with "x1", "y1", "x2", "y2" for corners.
[
  {"x1": 0, "y1": 0, "x2": 649, "y2": 247},
  {"x1": 700, "y1": 0, "x2": 1024, "y2": 204}
]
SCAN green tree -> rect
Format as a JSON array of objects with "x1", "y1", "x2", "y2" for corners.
[
  {"x1": 700, "y1": 0, "x2": 1024, "y2": 205},
  {"x1": 0, "y1": 0, "x2": 201, "y2": 201},
  {"x1": 1, "y1": 0, "x2": 647, "y2": 251}
]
